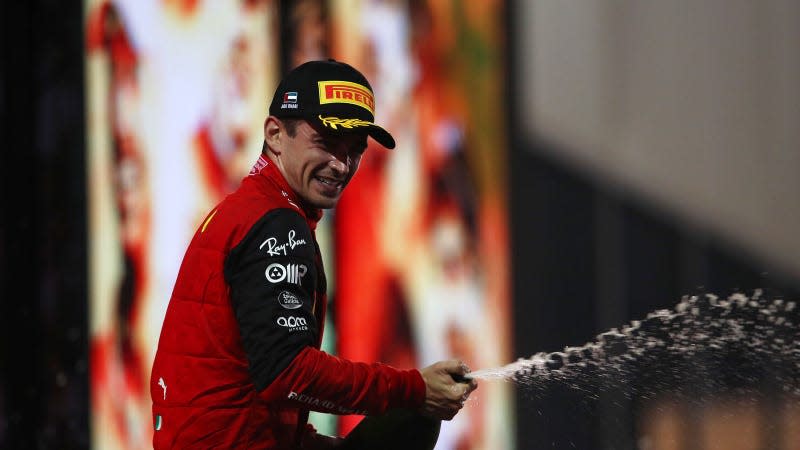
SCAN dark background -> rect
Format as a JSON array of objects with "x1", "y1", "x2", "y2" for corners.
[
  {"x1": 2, "y1": 1, "x2": 799, "y2": 449},
  {"x1": 2, "y1": 1, "x2": 89, "y2": 449}
]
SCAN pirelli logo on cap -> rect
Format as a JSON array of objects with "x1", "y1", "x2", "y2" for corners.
[{"x1": 318, "y1": 81, "x2": 375, "y2": 115}]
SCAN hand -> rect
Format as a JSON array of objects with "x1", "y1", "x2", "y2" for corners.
[{"x1": 418, "y1": 360, "x2": 478, "y2": 421}]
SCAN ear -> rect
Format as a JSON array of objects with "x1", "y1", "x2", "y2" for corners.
[{"x1": 263, "y1": 116, "x2": 283, "y2": 155}]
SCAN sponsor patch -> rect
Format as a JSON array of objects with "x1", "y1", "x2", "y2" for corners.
[
  {"x1": 288, "y1": 391, "x2": 369, "y2": 415},
  {"x1": 265, "y1": 262, "x2": 307, "y2": 285},
  {"x1": 318, "y1": 80, "x2": 375, "y2": 114},
  {"x1": 259, "y1": 229, "x2": 308, "y2": 256},
  {"x1": 276, "y1": 316, "x2": 308, "y2": 332},
  {"x1": 281, "y1": 91, "x2": 299, "y2": 109},
  {"x1": 249, "y1": 154, "x2": 269, "y2": 176},
  {"x1": 278, "y1": 290, "x2": 303, "y2": 309}
]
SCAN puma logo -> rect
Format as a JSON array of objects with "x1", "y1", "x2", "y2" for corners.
[{"x1": 158, "y1": 377, "x2": 167, "y2": 400}]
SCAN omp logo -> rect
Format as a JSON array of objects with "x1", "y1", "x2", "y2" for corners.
[
  {"x1": 278, "y1": 291, "x2": 303, "y2": 309},
  {"x1": 318, "y1": 81, "x2": 374, "y2": 114},
  {"x1": 265, "y1": 263, "x2": 307, "y2": 285},
  {"x1": 277, "y1": 316, "x2": 308, "y2": 332}
]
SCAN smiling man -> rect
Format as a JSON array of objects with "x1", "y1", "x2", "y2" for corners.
[{"x1": 150, "y1": 59, "x2": 476, "y2": 449}]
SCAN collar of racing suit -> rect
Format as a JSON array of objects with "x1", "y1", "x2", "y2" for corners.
[{"x1": 249, "y1": 154, "x2": 324, "y2": 229}]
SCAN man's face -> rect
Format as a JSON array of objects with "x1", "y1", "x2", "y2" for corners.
[{"x1": 277, "y1": 119, "x2": 367, "y2": 209}]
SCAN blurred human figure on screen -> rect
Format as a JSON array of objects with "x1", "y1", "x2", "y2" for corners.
[
  {"x1": 281, "y1": 0, "x2": 329, "y2": 70},
  {"x1": 150, "y1": 60, "x2": 477, "y2": 449},
  {"x1": 333, "y1": 2, "x2": 499, "y2": 448},
  {"x1": 86, "y1": 2, "x2": 153, "y2": 448},
  {"x1": 192, "y1": 34, "x2": 256, "y2": 202},
  {"x1": 332, "y1": 1, "x2": 419, "y2": 434},
  {"x1": 417, "y1": 197, "x2": 487, "y2": 450}
]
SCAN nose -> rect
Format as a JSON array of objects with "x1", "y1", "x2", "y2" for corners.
[{"x1": 328, "y1": 154, "x2": 348, "y2": 175}]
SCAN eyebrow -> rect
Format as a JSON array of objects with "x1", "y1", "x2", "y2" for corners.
[{"x1": 309, "y1": 133, "x2": 334, "y2": 146}]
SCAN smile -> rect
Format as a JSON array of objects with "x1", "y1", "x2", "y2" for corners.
[{"x1": 315, "y1": 176, "x2": 343, "y2": 189}]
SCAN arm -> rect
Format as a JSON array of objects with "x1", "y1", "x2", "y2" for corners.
[
  {"x1": 264, "y1": 346, "x2": 425, "y2": 415},
  {"x1": 225, "y1": 209, "x2": 426, "y2": 415}
]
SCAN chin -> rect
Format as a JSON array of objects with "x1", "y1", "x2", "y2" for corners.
[{"x1": 310, "y1": 196, "x2": 339, "y2": 210}]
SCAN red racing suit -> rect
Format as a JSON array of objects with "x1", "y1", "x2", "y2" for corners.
[{"x1": 150, "y1": 155, "x2": 426, "y2": 449}]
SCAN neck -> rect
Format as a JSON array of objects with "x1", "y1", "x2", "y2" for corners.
[
  {"x1": 264, "y1": 149, "x2": 287, "y2": 179},
  {"x1": 256, "y1": 151, "x2": 323, "y2": 223}
]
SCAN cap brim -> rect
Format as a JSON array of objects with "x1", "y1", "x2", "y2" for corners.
[{"x1": 366, "y1": 124, "x2": 396, "y2": 150}]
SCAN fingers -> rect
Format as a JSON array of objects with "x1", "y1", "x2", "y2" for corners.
[
  {"x1": 442, "y1": 359, "x2": 478, "y2": 398},
  {"x1": 464, "y1": 377, "x2": 478, "y2": 394},
  {"x1": 455, "y1": 379, "x2": 476, "y2": 404},
  {"x1": 439, "y1": 359, "x2": 469, "y2": 375},
  {"x1": 455, "y1": 360, "x2": 471, "y2": 376},
  {"x1": 418, "y1": 359, "x2": 479, "y2": 421},
  {"x1": 445, "y1": 360, "x2": 477, "y2": 390}
]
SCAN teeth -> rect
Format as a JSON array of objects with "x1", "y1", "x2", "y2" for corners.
[{"x1": 317, "y1": 177, "x2": 341, "y2": 187}]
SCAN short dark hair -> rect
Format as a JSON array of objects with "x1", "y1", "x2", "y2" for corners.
[
  {"x1": 262, "y1": 118, "x2": 304, "y2": 155},
  {"x1": 282, "y1": 118, "x2": 302, "y2": 138}
]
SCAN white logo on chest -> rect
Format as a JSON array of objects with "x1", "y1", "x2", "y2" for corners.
[
  {"x1": 278, "y1": 290, "x2": 303, "y2": 309},
  {"x1": 259, "y1": 229, "x2": 308, "y2": 256},
  {"x1": 265, "y1": 263, "x2": 308, "y2": 285}
]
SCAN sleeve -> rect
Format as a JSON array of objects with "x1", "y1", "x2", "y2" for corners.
[
  {"x1": 265, "y1": 346, "x2": 426, "y2": 416},
  {"x1": 224, "y1": 208, "x2": 426, "y2": 415},
  {"x1": 224, "y1": 208, "x2": 320, "y2": 390}
]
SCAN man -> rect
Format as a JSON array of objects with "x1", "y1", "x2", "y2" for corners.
[{"x1": 150, "y1": 59, "x2": 477, "y2": 449}]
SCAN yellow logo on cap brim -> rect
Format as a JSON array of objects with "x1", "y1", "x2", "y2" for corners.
[
  {"x1": 318, "y1": 81, "x2": 375, "y2": 115},
  {"x1": 319, "y1": 116, "x2": 374, "y2": 130}
]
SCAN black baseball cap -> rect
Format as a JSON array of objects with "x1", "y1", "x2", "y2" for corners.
[{"x1": 268, "y1": 59, "x2": 396, "y2": 149}]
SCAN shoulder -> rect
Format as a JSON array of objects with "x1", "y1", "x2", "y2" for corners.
[
  {"x1": 202, "y1": 177, "x2": 309, "y2": 250},
  {"x1": 229, "y1": 207, "x2": 316, "y2": 262}
]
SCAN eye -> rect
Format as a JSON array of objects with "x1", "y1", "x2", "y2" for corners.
[
  {"x1": 351, "y1": 138, "x2": 367, "y2": 156},
  {"x1": 311, "y1": 138, "x2": 330, "y2": 151}
]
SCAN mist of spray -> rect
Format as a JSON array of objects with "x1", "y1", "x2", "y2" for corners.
[{"x1": 469, "y1": 291, "x2": 800, "y2": 400}]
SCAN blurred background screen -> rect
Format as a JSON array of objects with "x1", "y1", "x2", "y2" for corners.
[
  {"x1": 3, "y1": 1, "x2": 800, "y2": 449},
  {"x1": 83, "y1": 0, "x2": 511, "y2": 449}
]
